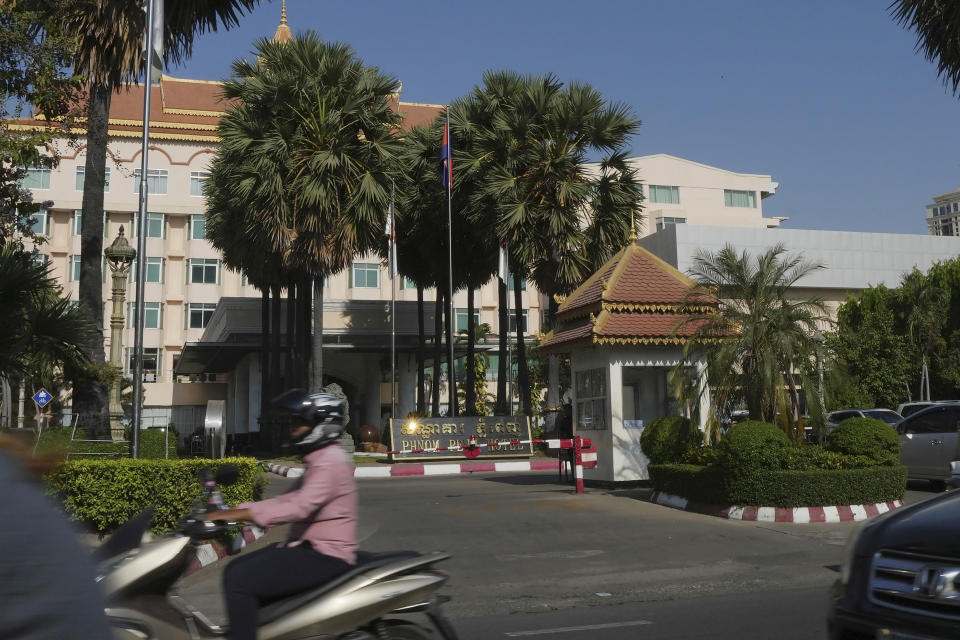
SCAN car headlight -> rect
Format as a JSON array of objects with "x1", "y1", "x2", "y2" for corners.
[{"x1": 840, "y1": 514, "x2": 888, "y2": 584}]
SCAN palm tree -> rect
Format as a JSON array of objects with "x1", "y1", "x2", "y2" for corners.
[
  {"x1": 59, "y1": 0, "x2": 260, "y2": 424},
  {"x1": 897, "y1": 268, "x2": 948, "y2": 401},
  {"x1": 0, "y1": 245, "x2": 96, "y2": 402},
  {"x1": 674, "y1": 243, "x2": 829, "y2": 442},
  {"x1": 208, "y1": 34, "x2": 403, "y2": 402},
  {"x1": 890, "y1": 0, "x2": 960, "y2": 95},
  {"x1": 459, "y1": 71, "x2": 642, "y2": 415}
]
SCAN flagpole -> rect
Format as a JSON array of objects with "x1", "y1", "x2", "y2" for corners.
[
  {"x1": 445, "y1": 110, "x2": 456, "y2": 417},
  {"x1": 132, "y1": 0, "x2": 160, "y2": 458},
  {"x1": 390, "y1": 180, "x2": 396, "y2": 422},
  {"x1": 506, "y1": 249, "x2": 512, "y2": 416}
]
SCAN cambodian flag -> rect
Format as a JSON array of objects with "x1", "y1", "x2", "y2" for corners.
[{"x1": 441, "y1": 117, "x2": 452, "y2": 189}]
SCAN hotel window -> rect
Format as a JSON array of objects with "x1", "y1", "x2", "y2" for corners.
[
  {"x1": 186, "y1": 303, "x2": 217, "y2": 329},
  {"x1": 131, "y1": 212, "x2": 165, "y2": 238},
  {"x1": 401, "y1": 276, "x2": 418, "y2": 290},
  {"x1": 128, "y1": 347, "x2": 161, "y2": 382},
  {"x1": 648, "y1": 185, "x2": 679, "y2": 204},
  {"x1": 190, "y1": 214, "x2": 206, "y2": 239},
  {"x1": 351, "y1": 262, "x2": 379, "y2": 288},
  {"x1": 75, "y1": 166, "x2": 110, "y2": 192},
  {"x1": 575, "y1": 368, "x2": 608, "y2": 430},
  {"x1": 20, "y1": 166, "x2": 51, "y2": 190},
  {"x1": 190, "y1": 171, "x2": 209, "y2": 197},
  {"x1": 72, "y1": 210, "x2": 110, "y2": 236},
  {"x1": 507, "y1": 310, "x2": 529, "y2": 333},
  {"x1": 188, "y1": 258, "x2": 220, "y2": 284},
  {"x1": 31, "y1": 252, "x2": 49, "y2": 268},
  {"x1": 130, "y1": 257, "x2": 164, "y2": 283},
  {"x1": 132, "y1": 168, "x2": 168, "y2": 194},
  {"x1": 954, "y1": 203, "x2": 959, "y2": 213},
  {"x1": 455, "y1": 308, "x2": 480, "y2": 333},
  {"x1": 27, "y1": 210, "x2": 49, "y2": 235},
  {"x1": 656, "y1": 216, "x2": 687, "y2": 231},
  {"x1": 724, "y1": 189, "x2": 756, "y2": 208},
  {"x1": 128, "y1": 302, "x2": 162, "y2": 329},
  {"x1": 70, "y1": 255, "x2": 81, "y2": 281}
]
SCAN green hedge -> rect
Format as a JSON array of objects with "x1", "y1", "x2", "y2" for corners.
[
  {"x1": 827, "y1": 417, "x2": 899, "y2": 466},
  {"x1": 45, "y1": 457, "x2": 264, "y2": 534},
  {"x1": 650, "y1": 463, "x2": 906, "y2": 507},
  {"x1": 717, "y1": 420, "x2": 791, "y2": 474},
  {"x1": 639, "y1": 416, "x2": 695, "y2": 464},
  {"x1": 139, "y1": 428, "x2": 179, "y2": 459},
  {"x1": 2, "y1": 428, "x2": 128, "y2": 457}
]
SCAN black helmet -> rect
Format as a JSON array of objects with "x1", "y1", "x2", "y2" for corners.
[{"x1": 272, "y1": 388, "x2": 346, "y2": 451}]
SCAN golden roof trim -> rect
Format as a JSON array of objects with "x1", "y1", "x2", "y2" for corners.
[
  {"x1": 7, "y1": 123, "x2": 220, "y2": 143},
  {"x1": 593, "y1": 335, "x2": 688, "y2": 346},
  {"x1": 162, "y1": 107, "x2": 226, "y2": 117},
  {"x1": 600, "y1": 301, "x2": 716, "y2": 314},
  {"x1": 108, "y1": 118, "x2": 220, "y2": 131}
]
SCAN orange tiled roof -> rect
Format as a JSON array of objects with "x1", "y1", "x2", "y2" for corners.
[
  {"x1": 9, "y1": 75, "x2": 443, "y2": 143},
  {"x1": 540, "y1": 243, "x2": 718, "y2": 351}
]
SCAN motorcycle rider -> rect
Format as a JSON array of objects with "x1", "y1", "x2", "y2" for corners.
[{"x1": 205, "y1": 388, "x2": 357, "y2": 640}]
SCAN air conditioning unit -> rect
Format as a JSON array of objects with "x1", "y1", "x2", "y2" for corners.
[{"x1": 142, "y1": 373, "x2": 156, "y2": 382}]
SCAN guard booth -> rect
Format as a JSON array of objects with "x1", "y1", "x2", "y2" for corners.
[{"x1": 540, "y1": 242, "x2": 714, "y2": 485}]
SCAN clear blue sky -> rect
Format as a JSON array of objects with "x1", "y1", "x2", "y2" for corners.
[{"x1": 171, "y1": 0, "x2": 960, "y2": 235}]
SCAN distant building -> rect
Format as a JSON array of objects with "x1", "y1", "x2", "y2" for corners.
[
  {"x1": 926, "y1": 187, "x2": 960, "y2": 236},
  {"x1": 617, "y1": 154, "x2": 786, "y2": 236}
]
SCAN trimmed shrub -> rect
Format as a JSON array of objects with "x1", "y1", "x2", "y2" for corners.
[
  {"x1": 649, "y1": 463, "x2": 906, "y2": 507},
  {"x1": 140, "y1": 428, "x2": 179, "y2": 459},
  {"x1": 45, "y1": 457, "x2": 263, "y2": 534},
  {"x1": 827, "y1": 417, "x2": 900, "y2": 466},
  {"x1": 780, "y1": 446, "x2": 877, "y2": 471},
  {"x1": 639, "y1": 416, "x2": 695, "y2": 464},
  {"x1": 717, "y1": 420, "x2": 791, "y2": 473}
]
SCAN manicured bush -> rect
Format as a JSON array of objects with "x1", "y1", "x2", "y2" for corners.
[
  {"x1": 649, "y1": 463, "x2": 906, "y2": 507},
  {"x1": 139, "y1": 428, "x2": 179, "y2": 459},
  {"x1": 639, "y1": 416, "x2": 696, "y2": 464},
  {"x1": 717, "y1": 420, "x2": 791, "y2": 473},
  {"x1": 827, "y1": 417, "x2": 899, "y2": 466},
  {"x1": 45, "y1": 457, "x2": 263, "y2": 534}
]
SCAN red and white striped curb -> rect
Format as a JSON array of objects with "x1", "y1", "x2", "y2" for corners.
[
  {"x1": 264, "y1": 450, "x2": 598, "y2": 480},
  {"x1": 265, "y1": 462, "x2": 305, "y2": 478},
  {"x1": 651, "y1": 491, "x2": 903, "y2": 523},
  {"x1": 183, "y1": 525, "x2": 266, "y2": 576}
]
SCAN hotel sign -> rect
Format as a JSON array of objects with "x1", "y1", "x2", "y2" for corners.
[{"x1": 388, "y1": 416, "x2": 533, "y2": 460}]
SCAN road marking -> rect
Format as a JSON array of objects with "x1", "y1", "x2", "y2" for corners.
[{"x1": 505, "y1": 620, "x2": 653, "y2": 636}]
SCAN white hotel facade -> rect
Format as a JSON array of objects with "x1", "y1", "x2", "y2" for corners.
[{"x1": 13, "y1": 76, "x2": 805, "y2": 441}]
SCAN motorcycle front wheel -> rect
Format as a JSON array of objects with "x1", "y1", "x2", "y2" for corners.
[{"x1": 377, "y1": 620, "x2": 439, "y2": 639}]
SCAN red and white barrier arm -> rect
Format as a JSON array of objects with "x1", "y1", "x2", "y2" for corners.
[{"x1": 385, "y1": 438, "x2": 591, "y2": 455}]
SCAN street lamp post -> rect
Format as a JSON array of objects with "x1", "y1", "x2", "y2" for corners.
[{"x1": 104, "y1": 226, "x2": 136, "y2": 441}]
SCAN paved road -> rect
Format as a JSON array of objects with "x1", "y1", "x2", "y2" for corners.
[{"x1": 178, "y1": 469, "x2": 901, "y2": 636}]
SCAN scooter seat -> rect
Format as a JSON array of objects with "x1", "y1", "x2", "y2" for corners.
[{"x1": 256, "y1": 551, "x2": 421, "y2": 625}]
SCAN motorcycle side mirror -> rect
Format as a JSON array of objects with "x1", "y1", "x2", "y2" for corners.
[{"x1": 215, "y1": 464, "x2": 240, "y2": 486}]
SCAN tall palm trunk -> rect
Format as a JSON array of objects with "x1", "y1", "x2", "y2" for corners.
[
  {"x1": 310, "y1": 277, "x2": 324, "y2": 392},
  {"x1": 546, "y1": 296, "x2": 560, "y2": 409},
  {"x1": 431, "y1": 293, "x2": 443, "y2": 415},
  {"x1": 465, "y1": 287, "x2": 476, "y2": 415},
  {"x1": 513, "y1": 273, "x2": 530, "y2": 415},
  {"x1": 259, "y1": 287, "x2": 269, "y2": 418},
  {"x1": 417, "y1": 285, "x2": 426, "y2": 414},
  {"x1": 285, "y1": 282, "x2": 295, "y2": 387},
  {"x1": 270, "y1": 284, "x2": 282, "y2": 404},
  {"x1": 495, "y1": 279, "x2": 508, "y2": 415},
  {"x1": 297, "y1": 274, "x2": 311, "y2": 388},
  {"x1": 75, "y1": 82, "x2": 111, "y2": 434}
]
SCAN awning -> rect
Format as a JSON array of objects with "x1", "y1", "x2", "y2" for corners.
[{"x1": 174, "y1": 342, "x2": 258, "y2": 375}]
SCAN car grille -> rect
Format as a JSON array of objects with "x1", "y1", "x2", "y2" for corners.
[{"x1": 869, "y1": 550, "x2": 960, "y2": 621}]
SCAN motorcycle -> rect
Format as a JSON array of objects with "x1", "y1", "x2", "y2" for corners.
[{"x1": 93, "y1": 465, "x2": 458, "y2": 639}]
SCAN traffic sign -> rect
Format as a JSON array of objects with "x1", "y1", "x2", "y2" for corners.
[{"x1": 32, "y1": 388, "x2": 52, "y2": 409}]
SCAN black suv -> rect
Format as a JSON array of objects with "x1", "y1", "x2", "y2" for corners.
[{"x1": 829, "y1": 490, "x2": 960, "y2": 638}]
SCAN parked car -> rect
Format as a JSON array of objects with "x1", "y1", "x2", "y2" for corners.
[
  {"x1": 828, "y1": 488, "x2": 960, "y2": 639},
  {"x1": 720, "y1": 409, "x2": 750, "y2": 434},
  {"x1": 896, "y1": 402, "x2": 960, "y2": 491},
  {"x1": 897, "y1": 400, "x2": 960, "y2": 418},
  {"x1": 826, "y1": 408, "x2": 902, "y2": 431}
]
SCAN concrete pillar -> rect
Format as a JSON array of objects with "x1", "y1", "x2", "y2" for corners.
[{"x1": 696, "y1": 358, "x2": 711, "y2": 442}]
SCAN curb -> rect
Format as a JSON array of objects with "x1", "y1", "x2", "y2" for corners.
[
  {"x1": 183, "y1": 525, "x2": 266, "y2": 576},
  {"x1": 651, "y1": 491, "x2": 903, "y2": 523},
  {"x1": 264, "y1": 451, "x2": 599, "y2": 479}
]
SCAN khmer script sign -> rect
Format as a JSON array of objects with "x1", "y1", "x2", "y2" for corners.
[{"x1": 388, "y1": 416, "x2": 533, "y2": 460}]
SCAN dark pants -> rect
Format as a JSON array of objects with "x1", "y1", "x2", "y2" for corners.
[{"x1": 223, "y1": 543, "x2": 351, "y2": 640}]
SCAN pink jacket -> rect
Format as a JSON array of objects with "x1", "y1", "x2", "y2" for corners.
[{"x1": 241, "y1": 445, "x2": 357, "y2": 564}]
